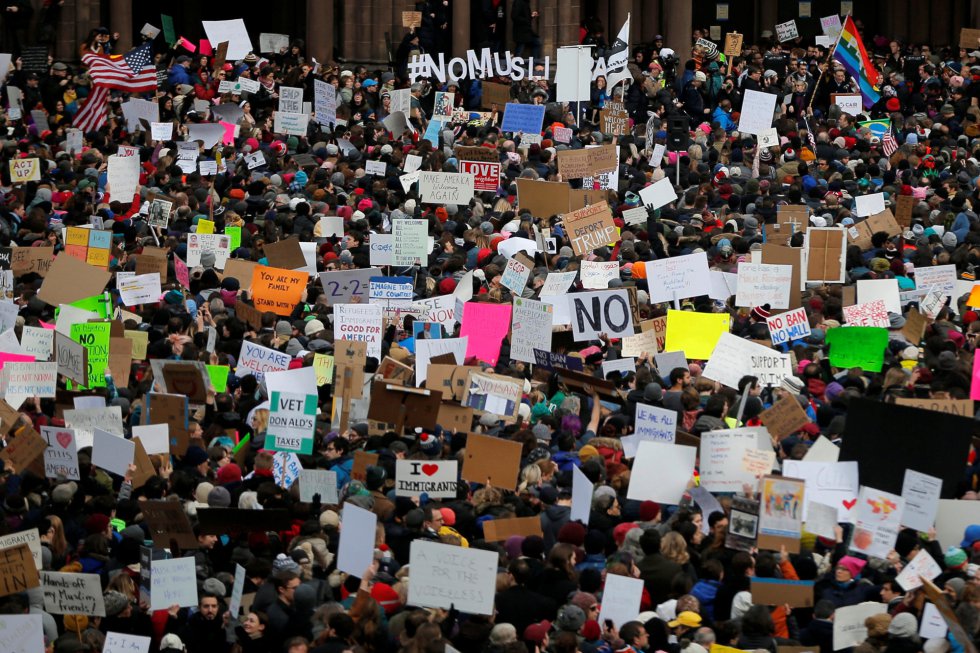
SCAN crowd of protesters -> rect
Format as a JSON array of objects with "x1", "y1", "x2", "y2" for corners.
[{"x1": 2, "y1": 9, "x2": 980, "y2": 653}]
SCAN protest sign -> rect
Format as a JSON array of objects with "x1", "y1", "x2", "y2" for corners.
[
  {"x1": 337, "y1": 502, "x2": 377, "y2": 577},
  {"x1": 783, "y1": 460, "x2": 859, "y2": 523},
  {"x1": 104, "y1": 633, "x2": 151, "y2": 653},
  {"x1": 92, "y1": 428, "x2": 134, "y2": 476},
  {"x1": 418, "y1": 171, "x2": 475, "y2": 205},
  {"x1": 825, "y1": 327, "x2": 888, "y2": 371},
  {"x1": 408, "y1": 540, "x2": 498, "y2": 615},
  {"x1": 396, "y1": 460, "x2": 459, "y2": 498},
  {"x1": 251, "y1": 266, "x2": 308, "y2": 315},
  {"x1": 726, "y1": 496, "x2": 760, "y2": 551},
  {"x1": 462, "y1": 433, "x2": 522, "y2": 489},
  {"x1": 896, "y1": 549, "x2": 942, "y2": 591},
  {"x1": 3, "y1": 362, "x2": 56, "y2": 407},
  {"x1": 236, "y1": 341, "x2": 291, "y2": 381},
  {"x1": 0, "y1": 529, "x2": 41, "y2": 571},
  {"x1": 500, "y1": 103, "x2": 546, "y2": 134},
  {"x1": 638, "y1": 178, "x2": 677, "y2": 209},
  {"x1": 735, "y1": 263, "x2": 793, "y2": 309},
  {"x1": 850, "y1": 486, "x2": 905, "y2": 559},
  {"x1": 150, "y1": 557, "x2": 197, "y2": 610},
  {"x1": 757, "y1": 475, "x2": 805, "y2": 552},
  {"x1": 41, "y1": 426, "x2": 80, "y2": 480},
  {"x1": 766, "y1": 308, "x2": 811, "y2": 346},
  {"x1": 335, "y1": 304, "x2": 383, "y2": 361},
  {"x1": 805, "y1": 228, "x2": 846, "y2": 283},
  {"x1": 562, "y1": 202, "x2": 618, "y2": 256},
  {"x1": 833, "y1": 93, "x2": 863, "y2": 116},
  {"x1": 460, "y1": 302, "x2": 511, "y2": 365},
  {"x1": 510, "y1": 297, "x2": 553, "y2": 364},
  {"x1": 297, "y1": 470, "x2": 338, "y2": 504},
  {"x1": 0, "y1": 543, "x2": 40, "y2": 596},
  {"x1": 857, "y1": 279, "x2": 901, "y2": 314},
  {"x1": 900, "y1": 469, "x2": 943, "y2": 532},
  {"x1": 775, "y1": 19, "x2": 799, "y2": 41},
  {"x1": 0, "y1": 614, "x2": 43, "y2": 652},
  {"x1": 41, "y1": 571, "x2": 105, "y2": 616},
  {"x1": 630, "y1": 403, "x2": 677, "y2": 448},
  {"x1": 266, "y1": 392, "x2": 317, "y2": 455},
  {"x1": 665, "y1": 310, "x2": 729, "y2": 360},
  {"x1": 738, "y1": 90, "x2": 778, "y2": 135},
  {"x1": 500, "y1": 255, "x2": 532, "y2": 295},
  {"x1": 8, "y1": 158, "x2": 39, "y2": 183},
  {"x1": 456, "y1": 160, "x2": 499, "y2": 191},
  {"x1": 759, "y1": 394, "x2": 810, "y2": 439},
  {"x1": 318, "y1": 268, "x2": 380, "y2": 306},
  {"x1": 700, "y1": 428, "x2": 765, "y2": 492},
  {"x1": 570, "y1": 290, "x2": 634, "y2": 341},
  {"x1": 392, "y1": 219, "x2": 429, "y2": 266},
  {"x1": 627, "y1": 441, "x2": 696, "y2": 504},
  {"x1": 644, "y1": 253, "x2": 711, "y2": 304},
  {"x1": 580, "y1": 260, "x2": 619, "y2": 289},
  {"x1": 842, "y1": 398, "x2": 972, "y2": 499},
  {"x1": 598, "y1": 574, "x2": 644, "y2": 629}
]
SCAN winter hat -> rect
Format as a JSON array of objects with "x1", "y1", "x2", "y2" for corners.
[
  {"x1": 961, "y1": 524, "x2": 980, "y2": 548},
  {"x1": 217, "y1": 462, "x2": 243, "y2": 485},
  {"x1": 524, "y1": 621, "x2": 552, "y2": 644},
  {"x1": 207, "y1": 486, "x2": 232, "y2": 507},
  {"x1": 945, "y1": 546, "x2": 968, "y2": 569},
  {"x1": 419, "y1": 431, "x2": 442, "y2": 455},
  {"x1": 837, "y1": 555, "x2": 866, "y2": 578},
  {"x1": 556, "y1": 604, "x2": 586, "y2": 631},
  {"x1": 203, "y1": 577, "x2": 227, "y2": 597},
  {"x1": 582, "y1": 620, "x2": 602, "y2": 640},
  {"x1": 184, "y1": 445, "x2": 209, "y2": 467},
  {"x1": 639, "y1": 501, "x2": 661, "y2": 522},
  {"x1": 160, "y1": 634, "x2": 185, "y2": 651},
  {"x1": 103, "y1": 590, "x2": 130, "y2": 617},
  {"x1": 570, "y1": 591, "x2": 598, "y2": 612},
  {"x1": 751, "y1": 305, "x2": 772, "y2": 321},
  {"x1": 888, "y1": 613, "x2": 919, "y2": 639},
  {"x1": 272, "y1": 552, "x2": 301, "y2": 578},
  {"x1": 305, "y1": 319, "x2": 325, "y2": 336}
]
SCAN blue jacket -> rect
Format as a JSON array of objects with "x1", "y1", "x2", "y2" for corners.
[
  {"x1": 691, "y1": 579, "x2": 721, "y2": 621},
  {"x1": 711, "y1": 106, "x2": 737, "y2": 132},
  {"x1": 167, "y1": 65, "x2": 192, "y2": 89},
  {"x1": 330, "y1": 456, "x2": 354, "y2": 489}
]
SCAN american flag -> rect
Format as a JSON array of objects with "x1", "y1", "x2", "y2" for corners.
[
  {"x1": 803, "y1": 116, "x2": 816, "y2": 151},
  {"x1": 882, "y1": 129, "x2": 898, "y2": 156},
  {"x1": 81, "y1": 44, "x2": 157, "y2": 93},
  {"x1": 72, "y1": 85, "x2": 110, "y2": 133}
]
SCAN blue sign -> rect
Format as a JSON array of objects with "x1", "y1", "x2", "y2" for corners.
[
  {"x1": 423, "y1": 118, "x2": 447, "y2": 147},
  {"x1": 500, "y1": 103, "x2": 546, "y2": 135},
  {"x1": 533, "y1": 349, "x2": 585, "y2": 371}
]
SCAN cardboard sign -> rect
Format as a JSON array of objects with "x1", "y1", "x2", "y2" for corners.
[
  {"x1": 847, "y1": 210, "x2": 901, "y2": 250},
  {"x1": 0, "y1": 543, "x2": 40, "y2": 596},
  {"x1": 140, "y1": 500, "x2": 198, "y2": 549},
  {"x1": 759, "y1": 395, "x2": 811, "y2": 440},
  {"x1": 482, "y1": 516, "x2": 544, "y2": 541},
  {"x1": 556, "y1": 145, "x2": 617, "y2": 179},
  {"x1": 894, "y1": 397, "x2": 972, "y2": 418},
  {"x1": 751, "y1": 578, "x2": 814, "y2": 608},
  {"x1": 350, "y1": 450, "x2": 380, "y2": 483},
  {"x1": 960, "y1": 28, "x2": 980, "y2": 50},
  {"x1": 724, "y1": 32, "x2": 743, "y2": 56},
  {"x1": 600, "y1": 103, "x2": 629, "y2": 135},
  {"x1": 516, "y1": 179, "x2": 571, "y2": 218},
  {"x1": 764, "y1": 205, "x2": 809, "y2": 247},
  {"x1": 895, "y1": 194, "x2": 915, "y2": 228},
  {"x1": 37, "y1": 256, "x2": 112, "y2": 307},
  {"x1": 806, "y1": 229, "x2": 846, "y2": 283},
  {"x1": 462, "y1": 433, "x2": 522, "y2": 489},
  {"x1": 563, "y1": 202, "x2": 618, "y2": 256}
]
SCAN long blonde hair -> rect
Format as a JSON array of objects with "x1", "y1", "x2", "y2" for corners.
[
  {"x1": 45, "y1": 514, "x2": 69, "y2": 558},
  {"x1": 661, "y1": 531, "x2": 690, "y2": 565}
]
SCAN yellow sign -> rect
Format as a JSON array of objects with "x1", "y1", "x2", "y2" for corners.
[
  {"x1": 314, "y1": 353, "x2": 335, "y2": 386},
  {"x1": 197, "y1": 219, "x2": 215, "y2": 234},
  {"x1": 664, "y1": 310, "x2": 730, "y2": 360}
]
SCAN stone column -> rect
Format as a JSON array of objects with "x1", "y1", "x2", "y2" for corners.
[
  {"x1": 639, "y1": 0, "x2": 660, "y2": 42},
  {"x1": 611, "y1": 0, "x2": 630, "y2": 42},
  {"x1": 663, "y1": 0, "x2": 692, "y2": 64},
  {"x1": 758, "y1": 0, "x2": 777, "y2": 40},
  {"x1": 307, "y1": 0, "x2": 334, "y2": 65},
  {"x1": 110, "y1": 0, "x2": 132, "y2": 51},
  {"x1": 452, "y1": 0, "x2": 470, "y2": 57}
]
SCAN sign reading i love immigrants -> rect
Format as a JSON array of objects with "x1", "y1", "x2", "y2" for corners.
[{"x1": 395, "y1": 460, "x2": 459, "y2": 498}]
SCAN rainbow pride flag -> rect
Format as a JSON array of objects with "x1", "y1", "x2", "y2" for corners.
[{"x1": 832, "y1": 16, "x2": 880, "y2": 108}]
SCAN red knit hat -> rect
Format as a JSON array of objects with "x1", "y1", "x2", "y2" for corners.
[{"x1": 751, "y1": 305, "x2": 771, "y2": 321}]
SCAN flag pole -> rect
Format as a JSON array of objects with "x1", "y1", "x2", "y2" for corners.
[{"x1": 807, "y1": 25, "x2": 844, "y2": 114}]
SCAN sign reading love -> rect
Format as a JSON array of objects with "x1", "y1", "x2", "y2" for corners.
[{"x1": 395, "y1": 459, "x2": 459, "y2": 499}]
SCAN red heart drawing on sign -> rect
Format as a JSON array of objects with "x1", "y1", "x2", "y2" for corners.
[
  {"x1": 421, "y1": 464, "x2": 439, "y2": 476},
  {"x1": 842, "y1": 499, "x2": 857, "y2": 510},
  {"x1": 56, "y1": 431, "x2": 72, "y2": 449}
]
